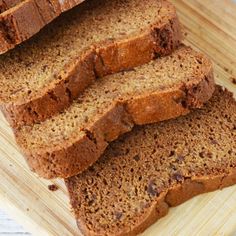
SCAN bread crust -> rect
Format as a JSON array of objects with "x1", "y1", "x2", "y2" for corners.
[
  {"x1": 16, "y1": 65, "x2": 215, "y2": 179},
  {"x1": 64, "y1": 87, "x2": 236, "y2": 236},
  {"x1": 1, "y1": 2, "x2": 182, "y2": 128},
  {"x1": 0, "y1": 0, "x2": 21, "y2": 13},
  {"x1": 0, "y1": 0, "x2": 85, "y2": 53},
  {"x1": 69, "y1": 171, "x2": 236, "y2": 236}
]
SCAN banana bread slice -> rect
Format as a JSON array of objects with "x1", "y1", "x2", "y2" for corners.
[
  {"x1": 65, "y1": 86, "x2": 236, "y2": 236},
  {"x1": 0, "y1": 0, "x2": 182, "y2": 129},
  {"x1": 15, "y1": 45, "x2": 215, "y2": 179},
  {"x1": 0, "y1": 0, "x2": 85, "y2": 53}
]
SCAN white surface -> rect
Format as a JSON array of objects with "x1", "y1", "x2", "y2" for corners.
[{"x1": 0, "y1": 209, "x2": 30, "y2": 235}]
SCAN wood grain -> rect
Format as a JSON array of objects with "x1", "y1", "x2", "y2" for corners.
[
  {"x1": 0, "y1": 1, "x2": 235, "y2": 235},
  {"x1": 0, "y1": 210, "x2": 30, "y2": 235}
]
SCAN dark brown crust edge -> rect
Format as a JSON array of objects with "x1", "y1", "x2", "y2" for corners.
[
  {"x1": 66, "y1": 169, "x2": 236, "y2": 236},
  {"x1": 16, "y1": 64, "x2": 215, "y2": 179},
  {"x1": 0, "y1": 0, "x2": 85, "y2": 54},
  {"x1": 0, "y1": 0, "x2": 21, "y2": 13},
  {"x1": 1, "y1": 2, "x2": 182, "y2": 129}
]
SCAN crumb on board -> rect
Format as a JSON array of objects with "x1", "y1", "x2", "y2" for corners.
[
  {"x1": 231, "y1": 77, "x2": 236, "y2": 85},
  {"x1": 48, "y1": 184, "x2": 59, "y2": 191},
  {"x1": 224, "y1": 67, "x2": 229, "y2": 72},
  {"x1": 224, "y1": 67, "x2": 233, "y2": 74}
]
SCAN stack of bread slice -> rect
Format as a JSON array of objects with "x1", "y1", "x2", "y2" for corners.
[{"x1": 0, "y1": 0, "x2": 235, "y2": 235}]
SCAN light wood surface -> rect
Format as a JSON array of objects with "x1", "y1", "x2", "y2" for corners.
[
  {"x1": 0, "y1": 210, "x2": 30, "y2": 235},
  {"x1": 0, "y1": 0, "x2": 235, "y2": 235}
]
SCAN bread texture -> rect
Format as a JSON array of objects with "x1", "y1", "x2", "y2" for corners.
[
  {"x1": 0, "y1": 0, "x2": 85, "y2": 53},
  {"x1": 0, "y1": 0, "x2": 21, "y2": 13},
  {"x1": 15, "y1": 45, "x2": 215, "y2": 179},
  {"x1": 0, "y1": 0, "x2": 182, "y2": 129},
  {"x1": 65, "y1": 86, "x2": 236, "y2": 236}
]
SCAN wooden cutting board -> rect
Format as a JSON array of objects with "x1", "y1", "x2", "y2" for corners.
[{"x1": 0, "y1": 0, "x2": 235, "y2": 235}]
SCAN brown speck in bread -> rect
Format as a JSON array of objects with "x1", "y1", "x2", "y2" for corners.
[
  {"x1": 15, "y1": 45, "x2": 215, "y2": 179},
  {"x1": 147, "y1": 180, "x2": 160, "y2": 197},
  {"x1": 114, "y1": 211, "x2": 123, "y2": 221},
  {"x1": 133, "y1": 154, "x2": 140, "y2": 162},
  {"x1": 210, "y1": 139, "x2": 219, "y2": 145},
  {"x1": 65, "y1": 86, "x2": 236, "y2": 236},
  {"x1": 42, "y1": 65, "x2": 48, "y2": 72},
  {"x1": 48, "y1": 184, "x2": 59, "y2": 191},
  {"x1": 172, "y1": 172, "x2": 184, "y2": 182},
  {"x1": 176, "y1": 155, "x2": 184, "y2": 162}
]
